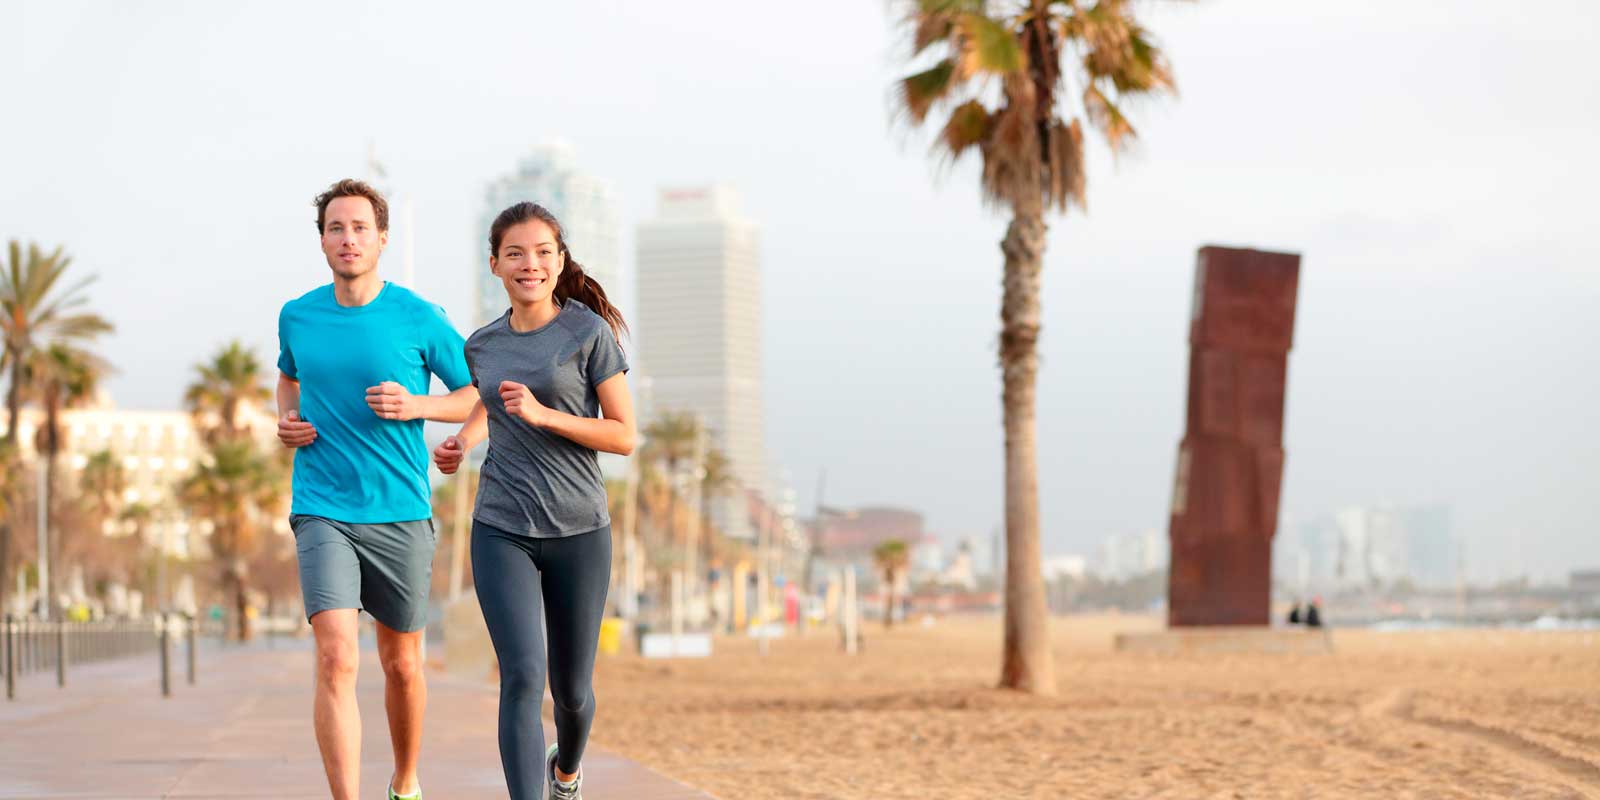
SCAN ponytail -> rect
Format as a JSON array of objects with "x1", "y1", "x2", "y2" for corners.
[{"x1": 554, "y1": 254, "x2": 629, "y2": 343}]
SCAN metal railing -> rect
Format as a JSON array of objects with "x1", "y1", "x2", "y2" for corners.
[{"x1": 3, "y1": 614, "x2": 199, "y2": 700}]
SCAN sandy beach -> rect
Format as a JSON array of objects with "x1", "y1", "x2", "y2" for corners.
[{"x1": 582, "y1": 614, "x2": 1600, "y2": 799}]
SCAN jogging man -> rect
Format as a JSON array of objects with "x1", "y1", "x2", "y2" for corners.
[{"x1": 277, "y1": 178, "x2": 475, "y2": 800}]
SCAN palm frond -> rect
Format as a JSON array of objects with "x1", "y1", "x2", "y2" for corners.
[
  {"x1": 1044, "y1": 118, "x2": 1088, "y2": 212},
  {"x1": 955, "y1": 12, "x2": 1024, "y2": 77},
  {"x1": 1083, "y1": 84, "x2": 1136, "y2": 151},
  {"x1": 978, "y1": 82, "x2": 1040, "y2": 207},
  {"x1": 937, "y1": 99, "x2": 993, "y2": 162},
  {"x1": 897, "y1": 0, "x2": 1180, "y2": 218},
  {"x1": 899, "y1": 59, "x2": 958, "y2": 123}
]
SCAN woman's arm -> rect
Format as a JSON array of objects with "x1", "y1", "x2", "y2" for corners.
[
  {"x1": 433, "y1": 399, "x2": 490, "y2": 474},
  {"x1": 498, "y1": 373, "x2": 636, "y2": 456}
]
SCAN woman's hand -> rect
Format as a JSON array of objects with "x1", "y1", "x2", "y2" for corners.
[
  {"x1": 499, "y1": 381, "x2": 551, "y2": 428},
  {"x1": 434, "y1": 434, "x2": 466, "y2": 474}
]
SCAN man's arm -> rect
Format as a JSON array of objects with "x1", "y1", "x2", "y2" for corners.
[
  {"x1": 366, "y1": 382, "x2": 478, "y2": 424},
  {"x1": 276, "y1": 373, "x2": 317, "y2": 448}
]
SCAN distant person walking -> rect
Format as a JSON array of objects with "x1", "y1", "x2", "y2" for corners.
[
  {"x1": 277, "y1": 179, "x2": 477, "y2": 800},
  {"x1": 434, "y1": 202, "x2": 634, "y2": 800}
]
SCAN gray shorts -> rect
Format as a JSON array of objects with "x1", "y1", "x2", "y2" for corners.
[{"x1": 290, "y1": 514, "x2": 437, "y2": 632}]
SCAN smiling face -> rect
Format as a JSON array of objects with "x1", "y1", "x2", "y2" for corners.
[
  {"x1": 320, "y1": 195, "x2": 387, "y2": 280},
  {"x1": 490, "y1": 218, "x2": 565, "y2": 307}
]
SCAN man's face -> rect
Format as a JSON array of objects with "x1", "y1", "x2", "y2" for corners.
[{"x1": 321, "y1": 196, "x2": 386, "y2": 280}]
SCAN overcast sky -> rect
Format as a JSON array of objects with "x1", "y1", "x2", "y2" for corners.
[{"x1": 4, "y1": 0, "x2": 1596, "y2": 582}]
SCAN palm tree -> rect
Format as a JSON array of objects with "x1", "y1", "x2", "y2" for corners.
[
  {"x1": 75, "y1": 449, "x2": 131, "y2": 590},
  {"x1": 180, "y1": 439, "x2": 284, "y2": 641},
  {"x1": 0, "y1": 241, "x2": 113, "y2": 446},
  {"x1": 185, "y1": 341, "x2": 272, "y2": 443},
  {"x1": 29, "y1": 342, "x2": 110, "y2": 611},
  {"x1": 181, "y1": 344, "x2": 283, "y2": 639},
  {"x1": 118, "y1": 502, "x2": 163, "y2": 608},
  {"x1": 0, "y1": 241, "x2": 111, "y2": 616},
  {"x1": 699, "y1": 448, "x2": 736, "y2": 567},
  {"x1": 79, "y1": 450, "x2": 127, "y2": 532},
  {"x1": 0, "y1": 441, "x2": 19, "y2": 613},
  {"x1": 895, "y1": 0, "x2": 1178, "y2": 694},
  {"x1": 873, "y1": 539, "x2": 911, "y2": 630},
  {"x1": 642, "y1": 412, "x2": 702, "y2": 548}
]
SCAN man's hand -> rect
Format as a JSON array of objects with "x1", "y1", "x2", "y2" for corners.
[
  {"x1": 433, "y1": 434, "x2": 466, "y2": 474},
  {"x1": 499, "y1": 381, "x2": 550, "y2": 428},
  {"x1": 366, "y1": 381, "x2": 420, "y2": 421},
  {"x1": 277, "y1": 410, "x2": 317, "y2": 448}
]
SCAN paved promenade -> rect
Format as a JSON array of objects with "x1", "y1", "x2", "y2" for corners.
[{"x1": 0, "y1": 639, "x2": 714, "y2": 799}]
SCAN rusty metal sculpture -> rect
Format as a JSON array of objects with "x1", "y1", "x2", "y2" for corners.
[{"x1": 1168, "y1": 246, "x2": 1301, "y2": 626}]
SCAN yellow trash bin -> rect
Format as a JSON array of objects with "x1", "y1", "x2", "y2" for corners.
[{"x1": 597, "y1": 618, "x2": 623, "y2": 656}]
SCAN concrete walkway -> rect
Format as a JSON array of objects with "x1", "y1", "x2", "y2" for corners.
[{"x1": 0, "y1": 640, "x2": 714, "y2": 799}]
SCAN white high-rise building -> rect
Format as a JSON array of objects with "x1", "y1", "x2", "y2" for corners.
[
  {"x1": 1099, "y1": 529, "x2": 1167, "y2": 581},
  {"x1": 636, "y1": 185, "x2": 764, "y2": 539},
  {"x1": 475, "y1": 143, "x2": 621, "y2": 327}
]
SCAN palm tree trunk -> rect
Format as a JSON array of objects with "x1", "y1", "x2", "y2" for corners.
[
  {"x1": 700, "y1": 493, "x2": 715, "y2": 578},
  {"x1": 6, "y1": 353, "x2": 21, "y2": 446},
  {"x1": 1, "y1": 351, "x2": 19, "y2": 612},
  {"x1": 44, "y1": 395, "x2": 61, "y2": 616},
  {"x1": 664, "y1": 458, "x2": 680, "y2": 554},
  {"x1": 883, "y1": 569, "x2": 896, "y2": 630},
  {"x1": 996, "y1": 212, "x2": 1057, "y2": 695},
  {"x1": 0, "y1": 521, "x2": 9, "y2": 615},
  {"x1": 234, "y1": 570, "x2": 252, "y2": 642}
]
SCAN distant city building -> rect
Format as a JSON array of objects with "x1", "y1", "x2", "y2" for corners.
[
  {"x1": 476, "y1": 142, "x2": 621, "y2": 327},
  {"x1": 812, "y1": 506, "x2": 923, "y2": 560},
  {"x1": 3, "y1": 395, "x2": 279, "y2": 561},
  {"x1": 1043, "y1": 554, "x2": 1089, "y2": 582},
  {"x1": 1098, "y1": 529, "x2": 1166, "y2": 580},
  {"x1": 1278, "y1": 505, "x2": 1456, "y2": 590},
  {"x1": 636, "y1": 185, "x2": 763, "y2": 538},
  {"x1": 911, "y1": 535, "x2": 944, "y2": 580},
  {"x1": 1568, "y1": 569, "x2": 1600, "y2": 595},
  {"x1": 941, "y1": 539, "x2": 978, "y2": 590}
]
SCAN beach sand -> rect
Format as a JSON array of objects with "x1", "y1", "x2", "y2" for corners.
[{"x1": 584, "y1": 614, "x2": 1600, "y2": 799}]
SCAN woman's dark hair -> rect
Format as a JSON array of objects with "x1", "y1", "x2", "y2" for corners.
[{"x1": 488, "y1": 202, "x2": 629, "y2": 341}]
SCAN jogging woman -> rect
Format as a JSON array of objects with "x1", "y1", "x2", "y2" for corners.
[{"x1": 433, "y1": 201, "x2": 634, "y2": 800}]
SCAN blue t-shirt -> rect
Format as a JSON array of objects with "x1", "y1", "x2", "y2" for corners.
[{"x1": 277, "y1": 282, "x2": 471, "y2": 523}]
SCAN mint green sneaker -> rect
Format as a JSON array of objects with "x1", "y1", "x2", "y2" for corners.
[
  {"x1": 388, "y1": 779, "x2": 421, "y2": 800},
  {"x1": 547, "y1": 743, "x2": 582, "y2": 799}
]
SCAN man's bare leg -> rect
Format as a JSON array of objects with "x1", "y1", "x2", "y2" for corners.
[
  {"x1": 376, "y1": 621, "x2": 426, "y2": 795},
  {"x1": 311, "y1": 609, "x2": 362, "y2": 800}
]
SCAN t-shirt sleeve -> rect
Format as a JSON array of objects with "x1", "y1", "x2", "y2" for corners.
[
  {"x1": 465, "y1": 341, "x2": 479, "y2": 388},
  {"x1": 419, "y1": 304, "x2": 472, "y2": 390},
  {"x1": 276, "y1": 306, "x2": 297, "y2": 380},
  {"x1": 586, "y1": 324, "x2": 629, "y2": 388}
]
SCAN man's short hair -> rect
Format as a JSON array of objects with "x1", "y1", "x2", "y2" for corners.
[{"x1": 313, "y1": 179, "x2": 389, "y2": 233}]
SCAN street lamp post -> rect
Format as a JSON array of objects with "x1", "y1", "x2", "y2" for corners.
[{"x1": 36, "y1": 458, "x2": 49, "y2": 621}]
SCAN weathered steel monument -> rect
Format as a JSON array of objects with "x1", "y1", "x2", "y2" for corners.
[{"x1": 1167, "y1": 246, "x2": 1301, "y2": 626}]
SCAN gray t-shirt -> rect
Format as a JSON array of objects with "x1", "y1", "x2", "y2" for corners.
[{"x1": 465, "y1": 300, "x2": 629, "y2": 537}]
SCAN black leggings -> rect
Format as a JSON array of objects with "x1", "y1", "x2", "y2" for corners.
[{"x1": 471, "y1": 520, "x2": 612, "y2": 800}]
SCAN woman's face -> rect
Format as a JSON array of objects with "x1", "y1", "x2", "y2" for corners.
[{"x1": 491, "y1": 219, "x2": 565, "y2": 306}]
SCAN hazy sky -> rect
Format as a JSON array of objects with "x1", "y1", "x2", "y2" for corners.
[{"x1": 5, "y1": 1, "x2": 1596, "y2": 581}]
